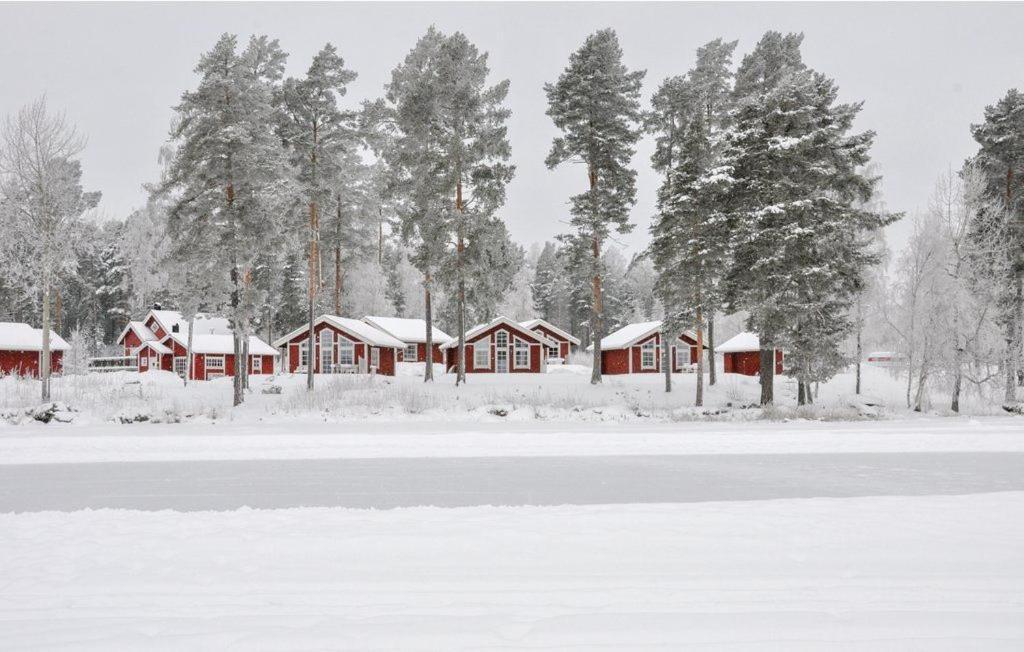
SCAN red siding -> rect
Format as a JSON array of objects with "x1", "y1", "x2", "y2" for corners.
[
  {"x1": 723, "y1": 350, "x2": 783, "y2": 376},
  {"x1": 284, "y1": 321, "x2": 396, "y2": 376},
  {"x1": 145, "y1": 316, "x2": 165, "y2": 340},
  {"x1": 121, "y1": 330, "x2": 142, "y2": 356},
  {"x1": 602, "y1": 331, "x2": 706, "y2": 375},
  {"x1": 446, "y1": 322, "x2": 547, "y2": 373},
  {"x1": 530, "y1": 325, "x2": 574, "y2": 360},
  {"x1": 0, "y1": 350, "x2": 63, "y2": 378},
  {"x1": 601, "y1": 348, "x2": 630, "y2": 374}
]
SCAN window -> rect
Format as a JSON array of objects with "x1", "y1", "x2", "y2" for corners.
[
  {"x1": 676, "y1": 345, "x2": 692, "y2": 370},
  {"x1": 474, "y1": 341, "x2": 490, "y2": 368},
  {"x1": 206, "y1": 355, "x2": 225, "y2": 370},
  {"x1": 495, "y1": 331, "x2": 507, "y2": 348},
  {"x1": 338, "y1": 339, "x2": 355, "y2": 366},
  {"x1": 320, "y1": 329, "x2": 334, "y2": 372},
  {"x1": 140, "y1": 355, "x2": 148, "y2": 369},
  {"x1": 405, "y1": 344, "x2": 418, "y2": 361},
  {"x1": 514, "y1": 338, "x2": 529, "y2": 368},
  {"x1": 371, "y1": 347, "x2": 380, "y2": 368},
  {"x1": 547, "y1": 345, "x2": 559, "y2": 359},
  {"x1": 641, "y1": 339, "x2": 656, "y2": 369},
  {"x1": 251, "y1": 356, "x2": 263, "y2": 374},
  {"x1": 173, "y1": 357, "x2": 187, "y2": 378},
  {"x1": 298, "y1": 341, "x2": 309, "y2": 368}
]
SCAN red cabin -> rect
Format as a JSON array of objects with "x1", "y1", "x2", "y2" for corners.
[
  {"x1": 273, "y1": 315, "x2": 403, "y2": 376},
  {"x1": 0, "y1": 322, "x2": 69, "y2": 378},
  {"x1": 715, "y1": 332, "x2": 784, "y2": 376},
  {"x1": 441, "y1": 316, "x2": 555, "y2": 374},
  {"x1": 519, "y1": 318, "x2": 580, "y2": 361},
  {"x1": 592, "y1": 321, "x2": 705, "y2": 375},
  {"x1": 361, "y1": 316, "x2": 452, "y2": 364}
]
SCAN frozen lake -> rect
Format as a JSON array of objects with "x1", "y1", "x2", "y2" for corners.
[{"x1": 3, "y1": 451, "x2": 1023, "y2": 512}]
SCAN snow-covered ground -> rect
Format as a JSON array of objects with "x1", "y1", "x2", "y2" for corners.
[
  {"x1": 0, "y1": 361, "x2": 1007, "y2": 428},
  {"x1": 2, "y1": 494, "x2": 1022, "y2": 649}
]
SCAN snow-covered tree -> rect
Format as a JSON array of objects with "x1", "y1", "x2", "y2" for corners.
[
  {"x1": 545, "y1": 28, "x2": 645, "y2": 384},
  {"x1": 161, "y1": 34, "x2": 291, "y2": 405},
  {"x1": 279, "y1": 42, "x2": 358, "y2": 390},
  {"x1": 376, "y1": 27, "x2": 515, "y2": 384},
  {"x1": 648, "y1": 38, "x2": 737, "y2": 400},
  {"x1": 723, "y1": 32, "x2": 894, "y2": 405},
  {"x1": 970, "y1": 89, "x2": 1024, "y2": 404},
  {"x1": 0, "y1": 96, "x2": 100, "y2": 400}
]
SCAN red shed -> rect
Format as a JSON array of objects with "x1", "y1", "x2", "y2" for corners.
[
  {"x1": 273, "y1": 315, "x2": 402, "y2": 376},
  {"x1": 0, "y1": 322, "x2": 70, "y2": 378},
  {"x1": 591, "y1": 321, "x2": 706, "y2": 375},
  {"x1": 441, "y1": 316, "x2": 555, "y2": 374},
  {"x1": 519, "y1": 319, "x2": 580, "y2": 361},
  {"x1": 715, "y1": 332, "x2": 784, "y2": 376},
  {"x1": 361, "y1": 315, "x2": 452, "y2": 363}
]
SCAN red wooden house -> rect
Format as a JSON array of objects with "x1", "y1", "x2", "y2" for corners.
[
  {"x1": 273, "y1": 315, "x2": 403, "y2": 376},
  {"x1": 361, "y1": 316, "x2": 452, "y2": 363},
  {"x1": 715, "y1": 332, "x2": 784, "y2": 376},
  {"x1": 117, "y1": 309, "x2": 275, "y2": 380},
  {"x1": 0, "y1": 322, "x2": 70, "y2": 378},
  {"x1": 519, "y1": 318, "x2": 580, "y2": 361},
  {"x1": 440, "y1": 316, "x2": 556, "y2": 374},
  {"x1": 591, "y1": 321, "x2": 705, "y2": 375}
]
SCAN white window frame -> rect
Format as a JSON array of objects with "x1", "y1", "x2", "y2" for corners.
[
  {"x1": 139, "y1": 354, "x2": 149, "y2": 369},
  {"x1": 205, "y1": 355, "x2": 225, "y2": 370},
  {"x1": 676, "y1": 345, "x2": 692, "y2": 370},
  {"x1": 473, "y1": 340, "x2": 490, "y2": 369},
  {"x1": 298, "y1": 341, "x2": 309, "y2": 368},
  {"x1": 514, "y1": 337, "x2": 530, "y2": 369},
  {"x1": 320, "y1": 329, "x2": 334, "y2": 372},
  {"x1": 337, "y1": 338, "x2": 355, "y2": 366},
  {"x1": 640, "y1": 339, "x2": 657, "y2": 370},
  {"x1": 173, "y1": 356, "x2": 187, "y2": 378},
  {"x1": 370, "y1": 347, "x2": 380, "y2": 368},
  {"x1": 251, "y1": 355, "x2": 263, "y2": 374},
  {"x1": 405, "y1": 343, "x2": 418, "y2": 361}
]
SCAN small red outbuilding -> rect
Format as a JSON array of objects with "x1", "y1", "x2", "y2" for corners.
[
  {"x1": 0, "y1": 322, "x2": 70, "y2": 378},
  {"x1": 715, "y1": 332, "x2": 784, "y2": 376}
]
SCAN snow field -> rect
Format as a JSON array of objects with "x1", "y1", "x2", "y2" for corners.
[
  {"x1": 2, "y1": 361, "x2": 989, "y2": 427},
  {"x1": 1, "y1": 493, "x2": 1022, "y2": 649}
]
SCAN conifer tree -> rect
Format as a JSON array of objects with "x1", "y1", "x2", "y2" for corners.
[
  {"x1": 970, "y1": 89, "x2": 1024, "y2": 404},
  {"x1": 162, "y1": 34, "x2": 290, "y2": 406},
  {"x1": 545, "y1": 29, "x2": 645, "y2": 384},
  {"x1": 648, "y1": 38, "x2": 736, "y2": 401},
  {"x1": 279, "y1": 43, "x2": 358, "y2": 390}
]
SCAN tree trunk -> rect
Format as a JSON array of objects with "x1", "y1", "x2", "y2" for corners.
[
  {"x1": 185, "y1": 315, "x2": 195, "y2": 387},
  {"x1": 307, "y1": 199, "x2": 318, "y2": 392},
  {"x1": 54, "y1": 287, "x2": 63, "y2": 335},
  {"x1": 855, "y1": 322, "x2": 862, "y2": 395},
  {"x1": 455, "y1": 179, "x2": 466, "y2": 387},
  {"x1": 797, "y1": 380, "x2": 806, "y2": 406},
  {"x1": 241, "y1": 337, "x2": 250, "y2": 391},
  {"x1": 424, "y1": 273, "x2": 434, "y2": 382},
  {"x1": 590, "y1": 235, "x2": 603, "y2": 385},
  {"x1": 232, "y1": 331, "x2": 243, "y2": 407},
  {"x1": 905, "y1": 352, "x2": 914, "y2": 409},
  {"x1": 662, "y1": 324, "x2": 671, "y2": 393},
  {"x1": 758, "y1": 344, "x2": 774, "y2": 406},
  {"x1": 695, "y1": 306, "x2": 704, "y2": 407},
  {"x1": 707, "y1": 315, "x2": 716, "y2": 386},
  {"x1": 913, "y1": 365, "x2": 928, "y2": 412},
  {"x1": 334, "y1": 243, "x2": 342, "y2": 316},
  {"x1": 40, "y1": 276, "x2": 51, "y2": 402},
  {"x1": 1006, "y1": 276, "x2": 1022, "y2": 403},
  {"x1": 951, "y1": 366, "x2": 962, "y2": 413}
]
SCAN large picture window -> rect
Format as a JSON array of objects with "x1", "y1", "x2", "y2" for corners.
[
  {"x1": 405, "y1": 344, "x2": 418, "y2": 361},
  {"x1": 206, "y1": 355, "x2": 225, "y2": 370},
  {"x1": 370, "y1": 347, "x2": 380, "y2": 368},
  {"x1": 514, "y1": 338, "x2": 529, "y2": 368},
  {"x1": 641, "y1": 339, "x2": 656, "y2": 369},
  {"x1": 173, "y1": 357, "x2": 187, "y2": 378},
  {"x1": 298, "y1": 342, "x2": 308, "y2": 368},
  {"x1": 473, "y1": 341, "x2": 490, "y2": 368},
  {"x1": 676, "y1": 345, "x2": 693, "y2": 369},
  {"x1": 338, "y1": 339, "x2": 355, "y2": 366}
]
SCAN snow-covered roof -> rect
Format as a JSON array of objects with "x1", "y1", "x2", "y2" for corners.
[
  {"x1": 117, "y1": 320, "x2": 157, "y2": 345},
  {"x1": 440, "y1": 316, "x2": 558, "y2": 349},
  {"x1": 136, "y1": 340, "x2": 172, "y2": 356},
  {"x1": 362, "y1": 316, "x2": 453, "y2": 345},
  {"x1": 146, "y1": 309, "x2": 232, "y2": 337},
  {"x1": 584, "y1": 320, "x2": 705, "y2": 352},
  {"x1": 519, "y1": 319, "x2": 581, "y2": 346},
  {"x1": 165, "y1": 333, "x2": 277, "y2": 356},
  {"x1": 0, "y1": 322, "x2": 70, "y2": 352},
  {"x1": 715, "y1": 332, "x2": 762, "y2": 353},
  {"x1": 271, "y1": 315, "x2": 405, "y2": 349}
]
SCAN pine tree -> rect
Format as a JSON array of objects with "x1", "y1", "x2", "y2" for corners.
[
  {"x1": 545, "y1": 29, "x2": 645, "y2": 384},
  {"x1": 648, "y1": 38, "x2": 737, "y2": 401},
  {"x1": 279, "y1": 42, "x2": 358, "y2": 390},
  {"x1": 162, "y1": 34, "x2": 291, "y2": 405},
  {"x1": 970, "y1": 89, "x2": 1024, "y2": 404},
  {"x1": 377, "y1": 27, "x2": 514, "y2": 385},
  {"x1": 96, "y1": 233, "x2": 131, "y2": 343},
  {"x1": 274, "y1": 252, "x2": 306, "y2": 334},
  {"x1": 383, "y1": 245, "x2": 407, "y2": 317},
  {"x1": 724, "y1": 32, "x2": 894, "y2": 405},
  {"x1": 531, "y1": 241, "x2": 563, "y2": 322}
]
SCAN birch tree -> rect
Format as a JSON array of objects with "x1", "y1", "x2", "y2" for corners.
[{"x1": 0, "y1": 97, "x2": 100, "y2": 401}]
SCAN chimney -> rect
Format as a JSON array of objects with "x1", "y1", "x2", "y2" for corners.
[{"x1": 172, "y1": 324, "x2": 180, "y2": 333}]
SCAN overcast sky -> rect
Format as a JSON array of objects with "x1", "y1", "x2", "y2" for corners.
[{"x1": 2, "y1": 2, "x2": 1022, "y2": 257}]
